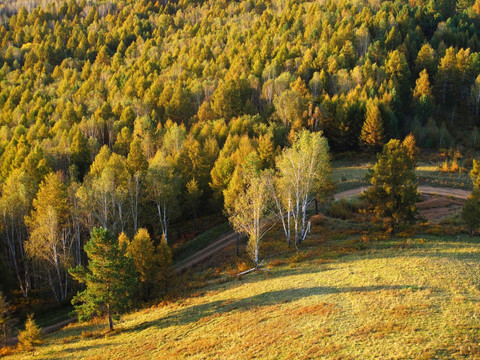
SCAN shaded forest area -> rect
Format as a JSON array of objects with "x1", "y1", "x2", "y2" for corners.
[{"x1": 1, "y1": 0, "x2": 480, "y2": 309}]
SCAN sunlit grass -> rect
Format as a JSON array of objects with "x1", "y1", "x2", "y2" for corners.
[
  {"x1": 332, "y1": 160, "x2": 473, "y2": 192},
  {"x1": 6, "y1": 234, "x2": 480, "y2": 359},
  {"x1": 332, "y1": 162, "x2": 371, "y2": 192},
  {"x1": 416, "y1": 162, "x2": 472, "y2": 189}
]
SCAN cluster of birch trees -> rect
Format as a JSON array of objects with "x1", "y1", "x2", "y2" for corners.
[{"x1": 226, "y1": 130, "x2": 332, "y2": 268}]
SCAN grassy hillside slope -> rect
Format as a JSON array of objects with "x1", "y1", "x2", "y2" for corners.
[{"x1": 5, "y1": 235, "x2": 480, "y2": 359}]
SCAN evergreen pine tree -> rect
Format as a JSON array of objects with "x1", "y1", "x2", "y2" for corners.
[
  {"x1": 362, "y1": 139, "x2": 418, "y2": 232},
  {"x1": 69, "y1": 227, "x2": 137, "y2": 331}
]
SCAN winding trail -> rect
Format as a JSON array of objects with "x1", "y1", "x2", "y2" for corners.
[
  {"x1": 334, "y1": 185, "x2": 471, "y2": 201},
  {"x1": 177, "y1": 186, "x2": 472, "y2": 275},
  {"x1": 3, "y1": 318, "x2": 77, "y2": 348},
  {"x1": 174, "y1": 231, "x2": 243, "y2": 274}
]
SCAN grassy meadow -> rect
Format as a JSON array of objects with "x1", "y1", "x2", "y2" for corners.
[
  {"x1": 3, "y1": 158, "x2": 477, "y2": 360},
  {"x1": 333, "y1": 159, "x2": 473, "y2": 192},
  {"x1": 5, "y1": 229, "x2": 480, "y2": 359}
]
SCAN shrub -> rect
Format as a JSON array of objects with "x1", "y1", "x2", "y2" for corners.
[
  {"x1": 328, "y1": 199, "x2": 352, "y2": 219},
  {"x1": 18, "y1": 314, "x2": 43, "y2": 355}
]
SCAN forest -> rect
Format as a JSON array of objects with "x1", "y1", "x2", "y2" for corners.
[{"x1": 1, "y1": 0, "x2": 480, "y2": 326}]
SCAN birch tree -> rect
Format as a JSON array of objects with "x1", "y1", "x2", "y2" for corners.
[
  {"x1": 25, "y1": 173, "x2": 72, "y2": 304},
  {"x1": 227, "y1": 171, "x2": 273, "y2": 269},
  {"x1": 0, "y1": 169, "x2": 33, "y2": 298},
  {"x1": 145, "y1": 151, "x2": 181, "y2": 244},
  {"x1": 274, "y1": 130, "x2": 331, "y2": 247}
]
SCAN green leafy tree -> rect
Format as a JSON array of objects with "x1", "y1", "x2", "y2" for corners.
[
  {"x1": 69, "y1": 227, "x2": 137, "y2": 331},
  {"x1": 127, "y1": 139, "x2": 148, "y2": 232},
  {"x1": 185, "y1": 178, "x2": 203, "y2": 225},
  {"x1": 362, "y1": 139, "x2": 418, "y2": 232}
]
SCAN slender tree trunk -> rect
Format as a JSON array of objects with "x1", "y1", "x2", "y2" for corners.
[
  {"x1": 107, "y1": 304, "x2": 113, "y2": 331},
  {"x1": 48, "y1": 270, "x2": 60, "y2": 304}
]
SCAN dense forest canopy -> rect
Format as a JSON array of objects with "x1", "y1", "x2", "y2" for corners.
[{"x1": 1, "y1": 0, "x2": 480, "y2": 302}]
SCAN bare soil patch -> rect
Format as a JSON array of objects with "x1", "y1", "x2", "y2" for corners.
[{"x1": 416, "y1": 194, "x2": 465, "y2": 223}]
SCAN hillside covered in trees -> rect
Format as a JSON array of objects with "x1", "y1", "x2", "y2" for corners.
[{"x1": 2, "y1": 0, "x2": 480, "y2": 316}]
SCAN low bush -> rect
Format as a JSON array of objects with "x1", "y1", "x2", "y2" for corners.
[{"x1": 328, "y1": 199, "x2": 352, "y2": 219}]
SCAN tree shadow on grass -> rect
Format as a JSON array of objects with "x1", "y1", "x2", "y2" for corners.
[
  {"x1": 44, "y1": 345, "x2": 100, "y2": 360},
  {"x1": 121, "y1": 284, "x2": 416, "y2": 335}
]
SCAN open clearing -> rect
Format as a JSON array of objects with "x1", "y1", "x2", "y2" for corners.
[{"x1": 6, "y1": 235, "x2": 480, "y2": 359}]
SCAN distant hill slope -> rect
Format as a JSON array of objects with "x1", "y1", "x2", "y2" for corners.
[{"x1": 6, "y1": 234, "x2": 480, "y2": 359}]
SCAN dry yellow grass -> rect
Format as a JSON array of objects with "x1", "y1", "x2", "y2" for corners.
[{"x1": 5, "y1": 235, "x2": 480, "y2": 359}]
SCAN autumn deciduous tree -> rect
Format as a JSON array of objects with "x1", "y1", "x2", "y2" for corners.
[
  {"x1": 402, "y1": 133, "x2": 418, "y2": 161},
  {"x1": 124, "y1": 229, "x2": 173, "y2": 299},
  {"x1": 145, "y1": 151, "x2": 181, "y2": 244},
  {"x1": 227, "y1": 171, "x2": 273, "y2": 270},
  {"x1": 413, "y1": 69, "x2": 435, "y2": 124},
  {"x1": 470, "y1": 159, "x2": 480, "y2": 188},
  {"x1": 362, "y1": 139, "x2": 418, "y2": 232},
  {"x1": 18, "y1": 314, "x2": 42, "y2": 355},
  {"x1": 69, "y1": 227, "x2": 137, "y2": 331},
  {"x1": 274, "y1": 130, "x2": 331, "y2": 247},
  {"x1": 360, "y1": 100, "x2": 384, "y2": 150},
  {"x1": 25, "y1": 173, "x2": 72, "y2": 304},
  {"x1": 156, "y1": 234, "x2": 175, "y2": 294}
]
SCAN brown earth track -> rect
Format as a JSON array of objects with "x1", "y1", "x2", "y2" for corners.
[
  {"x1": 334, "y1": 186, "x2": 471, "y2": 200},
  {"x1": 174, "y1": 231, "x2": 243, "y2": 274}
]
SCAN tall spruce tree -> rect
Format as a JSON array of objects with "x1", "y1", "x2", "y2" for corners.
[{"x1": 69, "y1": 227, "x2": 137, "y2": 331}]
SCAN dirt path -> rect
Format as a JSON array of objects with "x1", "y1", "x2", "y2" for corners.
[
  {"x1": 4, "y1": 318, "x2": 76, "y2": 348},
  {"x1": 335, "y1": 186, "x2": 471, "y2": 200},
  {"x1": 174, "y1": 231, "x2": 243, "y2": 274},
  {"x1": 178, "y1": 185, "x2": 472, "y2": 274}
]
